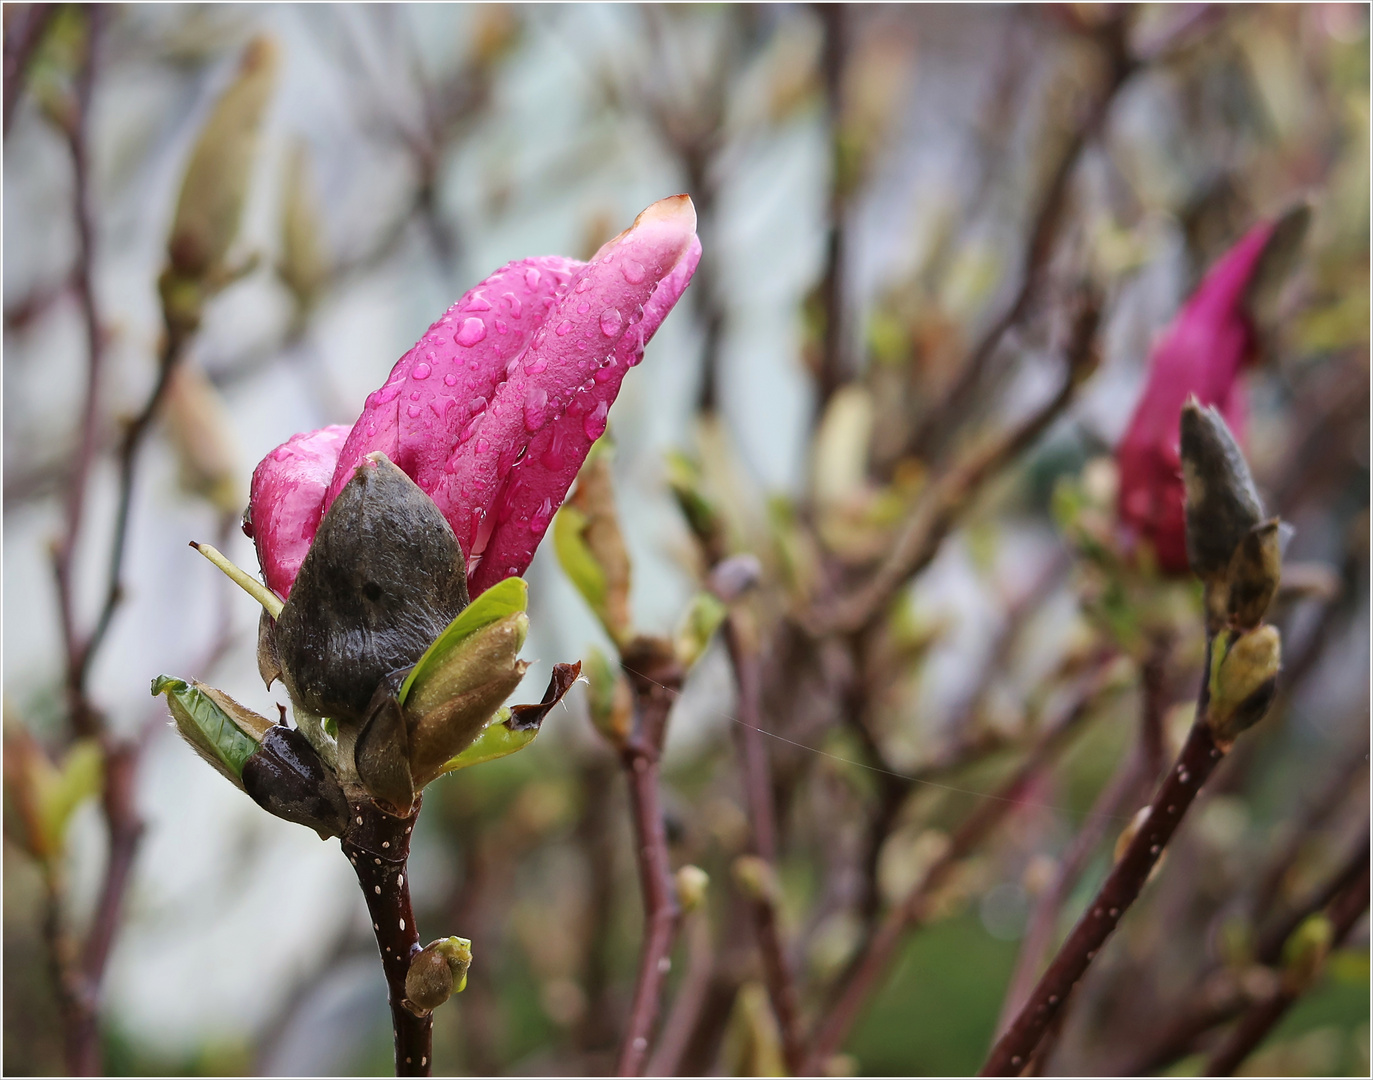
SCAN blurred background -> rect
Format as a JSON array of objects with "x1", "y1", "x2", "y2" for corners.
[{"x1": 3, "y1": 4, "x2": 1368, "y2": 1076}]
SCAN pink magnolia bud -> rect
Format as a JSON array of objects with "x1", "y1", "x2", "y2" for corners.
[
  {"x1": 1115, "y1": 220, "x2": 1276, "y2": 574},
  {"x1": 246, "y1": 424, "x2": 351, "y2": 598},
  {"x1": 248, "y1": 197, "x2": 699, "y2": 598}
]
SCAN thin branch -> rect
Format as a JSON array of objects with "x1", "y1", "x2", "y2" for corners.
[
  {"x1": 1204, "y1": 854, "x2": 1370, "y2": 1076},
  {"x1": 980, "y1": 634, "x2": 1229, "y2": 1077},
  {"x1": 813, "y1": 2, "x2": 852, "y2": 416},
  {"x1": 2, "y1": 1, "x2": 57, "y2": 136},
  {"x1": 803, "y1": 655, "x2": 1115, "y2": 1073},
  {"x1": 814, "y1": 297, "x2": 1099, "y2": 637},
  {"x1": 724, "y1": 612, "x2": 805, "y2": 1072},
  {"x1": 616, "y1": 649, "x2": 685, "y2": 1076},
  {"x1": 645, "y1": 905, "x2": 715, "y2": 1077}
]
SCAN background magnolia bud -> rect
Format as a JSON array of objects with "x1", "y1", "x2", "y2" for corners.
[
  {"x1": 1225, "y1": 519, "x2": 1283, "y2": 630},
  {"x1": 732, "y1": 854, "x2": 781, "y2": 905},
  {"x1": 1180, "y1": 400, "x2": 1265, "y2": 582},
  {"x1": 676, "y1": 864, "x2": 710, "y2": 913},
  {"x1": 584, "y1": 647, "x2": 633, "y2": 748},
  {"x1": 166, "y1": 36, "x2": 277, "y2": 279}
]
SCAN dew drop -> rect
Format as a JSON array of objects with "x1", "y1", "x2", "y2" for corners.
[
  {"x1": 575, "y1": 276, "x2": 592, "y2": 293},
  {"x1": 496, "y1": 319, "x2": 509, "y2": 335},
  {"x1": 456, "y1": 317, "x2": 487, "y2": 347},
  {"x1": 410, "y1": 362, "x2": 430, "y2": 380},
  {"x1": 459, "y1": 416, "x2": 481, "y2": 444},
  {"x1": 556, "y1": 320, "x2": 573, "y2": 336},
  {"x1": 407, "y1": 405, "x2": 421, "y2": 419},
  {"x1": 372, "y1": 382, "x2": 402, "y2": 405},
  {"x1": 594, "y1": 359, "x2": 617, "y2": 384},
  {"x1": 598, "y1": 307, "x2": 623, "y2": 337},
  {"x1": 541, "y1": 426, "x2": 569, "y2": 470},
  {"x1": 583, "y1": 399, "x2": 609, "y2": 441},
  {"x1": 529, "y1": 497, "x2": 555, "y2": 533},
  {"x1": 476, "y1": 438, "x2": 490, "y2": 455},
  {"x1": 525, "y1": 267, "x2": 541, "y2": 289},
  {"x1": 577, "y1": 301, "x2": 590, "y2": 314},
  {"x1": 622, "y1": 258, "x2": 646, "y2": 284},
  {"x1": 410, "y1": 391, "x2": 421, "y2": 401},
  {"x1": 523, "y1": 387, "x2": 549, "y2": 432},
  {"x1": 466, "y1": 295, "x2": 491, "y2": 312},
  {"x1": 469, "y1": 395, "x2": 488, "y2": 414},
  {"x1": 444, "y1": 373, "x2": 457, "y2": 386},
  {"x1": 524, "y1": 355, "x2": 549, "y2": 375},
  {"x1": 504, "y1": 292, "x2": 523, "y2": 318}
]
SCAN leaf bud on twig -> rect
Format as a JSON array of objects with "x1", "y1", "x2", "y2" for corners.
[
  {"x1": 1205, "y1": 625, "x2": 1281, "y2": 747},
  {"x1": 675, "y1": 864, "x2": 710, "y2": 913},
  {"x1": 404, "y1": 936, "x2": 474, "y2": 1015}
]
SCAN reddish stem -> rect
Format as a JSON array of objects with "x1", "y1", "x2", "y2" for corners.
[
  {"x1": 981, "y1": 714, "x2": 1227, "y2": 1076},
  {"x1": 616, "y1": 654, "x2": 684, "y2": 1076},
  {"x1": 343, "y1": 797, "x2": 431, "y2": 1076}
]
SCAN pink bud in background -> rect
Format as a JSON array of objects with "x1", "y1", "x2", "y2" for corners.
[
  {"x1": 1115, "y1": 220, "x2": 1277, "y2": 574},
  {"x1": 247, "y1": 196, "x2": 700, "y2": 599}
]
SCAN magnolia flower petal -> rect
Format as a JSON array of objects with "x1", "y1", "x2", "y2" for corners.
[
  {"x1": 1116, "y1": 220, "x2": 1276, "y2": 573},
  {"x1": 322, "y1": 255, "x2": 581, "y2": 515},
  {"x1": 433, "y1": 195, "x2": 699, "y2": 589},
  {"x1": 248, "y1": 424, "x2": 351, "y2": 598},
  {"x1": 471, "y1": 232, "x2": 702, "y2": 593}
]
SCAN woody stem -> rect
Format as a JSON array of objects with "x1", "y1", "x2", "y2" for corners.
[{"x1": 343, "y1": 796, "x2": 431, "y2": 1077}]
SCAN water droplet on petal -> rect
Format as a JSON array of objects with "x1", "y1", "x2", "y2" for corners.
[
  {"x1": 524, "y1": 355, "x2": 549, "y2": 375},
  {"x1": 469, "y1": 395, "x2": 488, "y2": 414},
  {"x1": 407, "y1": 405, "x2": 422, "y2": 419},
  {"x1": 525, "y1": 267, "x2": 541, "y2": 289},
  {"x1": 529, "y1": 497, "x2": 556, "y2": 534},
  {"x1": 409, "y1": 391, "x2": 421, "y2": 401},
  {"x1": 476, "y1": 438, "x2": 490, "y2": 454},
  {"x1": 456, "y1": 318, "x2": 487, "y2": 346},
  {"x1": 523, "y1": 387, "x2": 549, "y2": 432},
  {"x1": 575, "y1": 277, "x2": 592, "y2": 294},
  {"x1": 556, "y1": 320, "x2": 573, "y2": 336},
  {"x1": 460, "y1": 416, "x2": 482, "y2": 444},
  {"x1": 622, "y1": 259, "x2": 646, "y2": 284},
  {"x1": 504, "y1": 292, "x2": 522, "y2": 318},
  {"x1": 496, "y1": 320, "x2": 509, "y2": 335},
  {"x1": 541, "y1": 426, "x2": 570, "y2": 470},
  {"x1": 372, "y1": 381, "x2": 402, "y2": 405},
  {"x1": 444, "y1": 373, "x2": 457, "y2": 386},
  {"x1": 594, "y1": 360, "x2": 616, "y2": 384},
  {"x1": 577, "y1": 301, "x2": 590, "y2": 314},
  {"x1": 466, "y1": 294, "x2": 492, "y2": 312},
  {"x1": 583, "y1": 400, "x2": 610, "y2": 441},
  {"x1": 599, "y1": 307, "x2": 623, "y2": 336}
]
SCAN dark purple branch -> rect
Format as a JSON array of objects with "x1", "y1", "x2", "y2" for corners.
[
  {"x1": 616, "y1": 650, "x2": 684, "y2": 1076},
  {"x1": 1204, "y1": 858, "x2": 1370, "y2": 1076},
  {"x1": 2, "y1": 2, "x2": 56, "y2": 136},
  {"x1": 804, "y1": 657, "x2": 1112, "y2": 1072},
  {"x1": 343, "y1": 798, "x2": 431, "y2": 1076},
  {"x1": 980, "y1": 674, "x2": 1229, "y2": 1076}
]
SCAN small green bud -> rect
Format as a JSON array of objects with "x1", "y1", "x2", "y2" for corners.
[
  {"x1": 154, "y1": 675, "x2": 272, "y2": 789},
  {"x1": 1281, "y1": 913, "x2": 1333, "y2": 992},
  {"x1": 404, "y1": 936, "x2": 473, "y2": 1015},
  {"x1": 1226, "y1": 519, "x2": 1283, "y2": 630},
  {"x1": 732, "y1": 854, "x2": 780, "y2": 905},
  {"x1": 675, "y1": 864, "x2": 710, "y2": 913},
  {"x1": 1206, "y1": 626, "x2": 1281, "y2": 746},
  {"x1": 404, "y1": 612, "x2": 529, "y2": 790},
  {"x1": 1180, "y1": 400, "x2": 1265, "y2": 582},
  {"x1": 674, "y1": 591, "x2": 727, "y2": 669},
  {"x1": 584, "y1": 646, "x2": 632, "y2": 748}
]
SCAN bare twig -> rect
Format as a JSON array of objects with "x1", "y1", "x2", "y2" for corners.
[
  {"x1": 723, "y1": 612, "x2": 806, "y2": 1072},
  {"x1": 1204, "y1": 852, "x2": 1370, "y2": 1076},
  {"x1": 804, "y1": 655, "x2": 1116, "y2": 1073},
  {"x1": 645, "y1": 905, "x2": 716, "y2": 1077},
  {"x1": 815, "y1": 298, "x2": 1099, "y2": 637},
  {"x1": 981, "y1": 634, "x2": 1228, "y2": 1076},
  {"x1": 616, "y1": 645, "x2": 685, "y2": 1076},
  {"x1": 3, "y1": 1, "x2": 57, "y2": 136},
  {"x1": 814, "y1": 3, "x2": 852, "y2": 415}
]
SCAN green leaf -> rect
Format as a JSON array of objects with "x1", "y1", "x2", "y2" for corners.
[
  {"x1": 35, "y1": 740, "x2": 103, "y2": 857},
  {"x1": 436, "y1": 708, "x2": 539, "y2": 774},
  {"x1": 674, "y1": 591, "x2": 727, "y2": 668},
  {"x1": 398, "y1": 577, "x2": 528, "y2": 706},
  {"x1": 153, "y1": 674, "x2": 261, "y2": 785},
  {"x1": 553, "y1": 504, "x2": 608, "y2": 620}
]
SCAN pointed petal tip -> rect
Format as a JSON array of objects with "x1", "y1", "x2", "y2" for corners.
[{"x1": 633, "y1": 194, "x2": 697, "y2": 235}]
